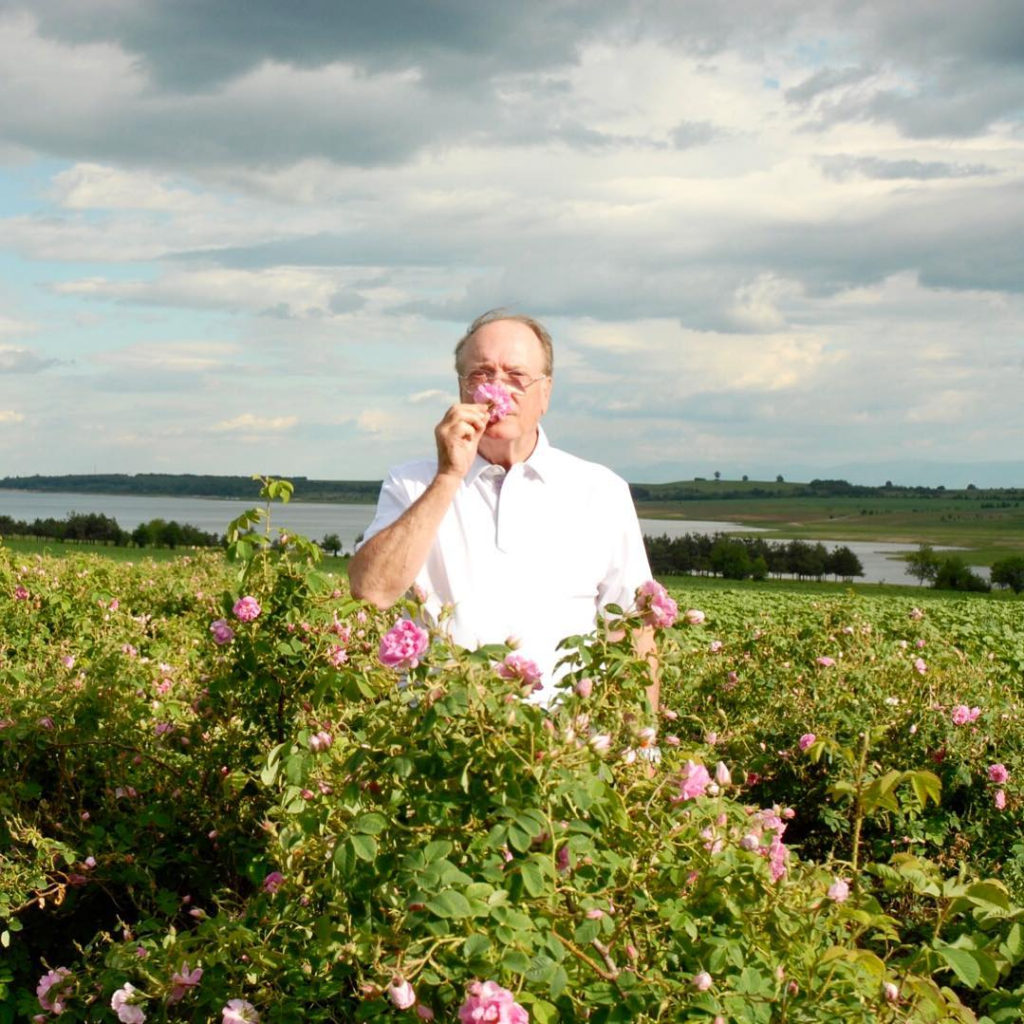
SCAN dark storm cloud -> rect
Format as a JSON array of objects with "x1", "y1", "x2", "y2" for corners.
[{"x1": 15, "y1": 0, "x2": 614, "y2": 90}]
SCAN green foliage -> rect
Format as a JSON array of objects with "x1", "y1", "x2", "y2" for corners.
[
  {"x1": 990, "y1": 556, "x2": 1024, "y2": 594},
  {"x1": 2, "y1": 483, "x2": 1024, "y2": 1021}
]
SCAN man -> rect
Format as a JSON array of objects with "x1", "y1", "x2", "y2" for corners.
[{"x1": 348, "y1": 310, "x2": 657, "y2": 707}]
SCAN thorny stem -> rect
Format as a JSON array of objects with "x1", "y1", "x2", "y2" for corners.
[{"x1": 850, "y1": 730, "x2": 870, "y2": 875}]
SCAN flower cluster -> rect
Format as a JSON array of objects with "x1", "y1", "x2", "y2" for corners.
[
  {"x1": 635, "y1": 580, "x2": 678, "y2": 629},
  {"x1": 378, "y1": 620, "x2": 430, "y2": 670},
  {"x1": 472, "y1": 381, "x2": 514, "y2": 423}
]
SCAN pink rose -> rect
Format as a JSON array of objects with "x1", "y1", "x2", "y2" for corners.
[
  {"x1": 472, "y1": 381, "x2": 514, "y2": 423},
  {"x1": 168, "y1": 964, "x2": 203, "y2": 1004},
  {"x1": 692, "y1": 971, "x2": 713, "y2": 992},
  {"x1": 388, "y1": 977, "x2": 417, "y2": 1011},
  {"x1": 111, "y1": 983, "x2": 145, "y2": 1024},
  {"x1": 574, "y1": 677, "x2": 593, "y2": 698},
  {"x1": 37, "y1": 967, "x2": 74, "y2": 1013},
  {"x1": 309, "y1": 730, "x2": 333, "y2": 752},
  {"x1": 676, "y1": 760, "x2": 712, "y2": 802},
  {"x1": 995, "y1": 789, "x2": 1007, "y2": 810},
  {"x1": 683, "y1": 608, "x2": 705, "y2": 626},
  {"x1": 210, "y1": 618, "x2": 235, "y2": 645},
  {"x1": 635, "y1": 580, "x2": 678, "y2": 629},
  {"x1": 913, "y1": 657, "x2": 927, "y2": 674},
  {"x1": 883, "y1": 981, "x2": 899, "y2": 1003},
  {"x1": 989, "y1": 763, "x2": 1009, "y2": 784},
  {"x1": 222, "y1": 999, "x2": 260, "y2": 1024},
  {"x1": 827, "y1": 878, "x2": 850, "y2": 903},
  {"x1": 798, "y1": 733, "x2": 816, "y2": 752},
  {"x1": 457, "y1": 981, "x2": 528, "y2": 1024},
  {"x1": 379, "y1": 620, "x2": 430, "y2": 670},
  {"x1": 232, "y1": 596, "x2": 261, "y2": 622},
  {"x1": 14, "y1": 584, "x2": 30, "y2": 601},
  {"x1": 262, "y1": 871, "x2": 284, "y2": 893},
  {"x1": 815, "y1": 656, "x2": 835, "y2": 668},
  {"x1": 495, "y1": 653, "x2": 543, "y2": 693},
  {"x1": 951, "y1": 704, "x2": 981, "y2": 726}
]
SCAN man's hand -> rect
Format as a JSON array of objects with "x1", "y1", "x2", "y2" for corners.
[
  {"x1": 349, "y1": 402, "x2": 489, "y2": 608},
  {"x1": 435, "y1": 402, "x2": 490, "y2": 480}
]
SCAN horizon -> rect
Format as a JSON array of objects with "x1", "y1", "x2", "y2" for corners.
[{"x1": 1, "y1": 2, "x2": 1023, "y2": 485}]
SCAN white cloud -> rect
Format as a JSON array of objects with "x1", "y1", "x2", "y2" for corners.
[{"x1": 211, "y1": 413, "x2": 298, "y2": 434}]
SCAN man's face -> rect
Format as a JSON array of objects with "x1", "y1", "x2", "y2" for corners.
[{"x1": 458, "y1": 319, "x2": 552, "y2": 443}]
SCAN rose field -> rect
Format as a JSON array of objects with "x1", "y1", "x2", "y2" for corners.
[{"x1": 3, "y1": 483, "x2": 1024, "y2": 1023}]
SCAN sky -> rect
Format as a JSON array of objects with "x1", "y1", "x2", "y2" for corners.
[{"x1": 1, "y1": 0, "x2": 1023, "y2": 488}]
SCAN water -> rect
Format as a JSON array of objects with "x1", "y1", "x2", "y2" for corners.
[{"x1": 0, "y1": 488, "x2": 971, "y2": 585}]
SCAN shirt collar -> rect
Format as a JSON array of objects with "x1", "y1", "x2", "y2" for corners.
[{"x1": 465, "y1": 425, "x2": 553, "y2": 485}]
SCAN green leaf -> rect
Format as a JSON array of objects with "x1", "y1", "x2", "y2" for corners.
[
  {"x1": 934, "y1": 945, "x2": 981, "y2": 988},
  {"x1": 529, "y1": 999, "x2": 559, "y2": 1024},
  {"x1": 350, "y1": 834, "x2": 378, "y2": 862},
  {"x1": 1000, "y1": 922, "x2": 1024, "y2": 964},
  {"x1": 353, "y1": 812, "x2": 388, "y2": 835},
  {"x1": 502, "y1": 950, "x2": 532, "y2": 974},
  {"x1": 463, "y1": 934, "x2": 491, "y2": 959},
  {"x1": 520, "y1": 859, "x2": 545, "y2": 898},
  {"x1": 426, "y1": 890, "x2": 473, "y2": 919},
  {"x1": 908, "y1": 770, "x2": 942, "y2": 808},
  {"x1": 964, "y1": 881, "x2": 1011, "y2": 914}
]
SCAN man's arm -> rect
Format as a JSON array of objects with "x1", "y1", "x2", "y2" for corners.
[{"x1": 348, "y1": 402, "x2": 489, "y2": 608}]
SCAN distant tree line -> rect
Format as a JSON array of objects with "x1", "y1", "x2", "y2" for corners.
[
  {"x1": 0, "y1": 473, "x2": 383, "y2": 503},
  {"x1": 0, "y1": 512, "x2": 221, "y2": 549},
  {"x1": 643, "y1": 533, "x2": 864, "y2": 581},
  {"x1": 631, "y1": 478, "x2": 1024, "y2": 502},
  {"x1": 905, "y1": 545, "x2": 1024, "y2": 594},
  {"x1": 4, "y1": 473, "x2": 1023, "y2": 505}
]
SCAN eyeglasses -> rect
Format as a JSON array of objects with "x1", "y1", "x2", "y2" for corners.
[{"x1": 459, "y1": 369, "x2": 549, "y2": 394}]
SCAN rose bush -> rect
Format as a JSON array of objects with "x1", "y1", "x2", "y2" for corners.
[{"x1": 2, "y1": 479, "x2": 1024, "y2": 1021}]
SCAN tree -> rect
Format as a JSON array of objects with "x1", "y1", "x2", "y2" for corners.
[
  {"x1": 990, "y1": 555, "x2": 1024, "y2": 593},
  {"x1": 826, "y1": 545, "x2": 864, "y2": 581},
  {"x1": 709, "y1": 538, "x2": 752, "y2": 580},
  {"x1": 905, "y1": 544, "x2": 940, "y2": 586},
  {"x1": 321, "y1": 532, "x2": 343, "y2": 557},
  {"x1": 934, "y1": 555, "x2": 989, "y2": 593}
]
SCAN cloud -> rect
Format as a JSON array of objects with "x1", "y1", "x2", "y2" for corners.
[
  {"x1": 0, "y1": 345, "x2": 57, "y2": 373},
  {"x1": 211, "y1": 413, "x2": 298, "y2": 435},
  {"x1": 819, "y1": 155, "x2": 995, "y2": 181}
]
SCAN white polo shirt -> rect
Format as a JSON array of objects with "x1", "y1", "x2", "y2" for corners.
[{"x1": 360, "y1": 428, "x2": 652, "y2": 703}]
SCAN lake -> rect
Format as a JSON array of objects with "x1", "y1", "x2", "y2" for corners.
[{"x1": 0, "y1": 488, "x2": 957, "y2": 586}]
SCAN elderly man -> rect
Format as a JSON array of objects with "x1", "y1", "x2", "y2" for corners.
[{"x1": 348, "y1": 310, "x2": 657, "y2": 708}]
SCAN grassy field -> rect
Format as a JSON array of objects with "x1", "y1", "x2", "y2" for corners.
[{"x1": 638, "y1": 493, "x2": 1024, "y2": 563}]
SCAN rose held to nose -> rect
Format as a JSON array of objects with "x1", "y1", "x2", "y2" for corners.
[{"x1": 472, "y1": 381, "x2": 514, "y2": 423}]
